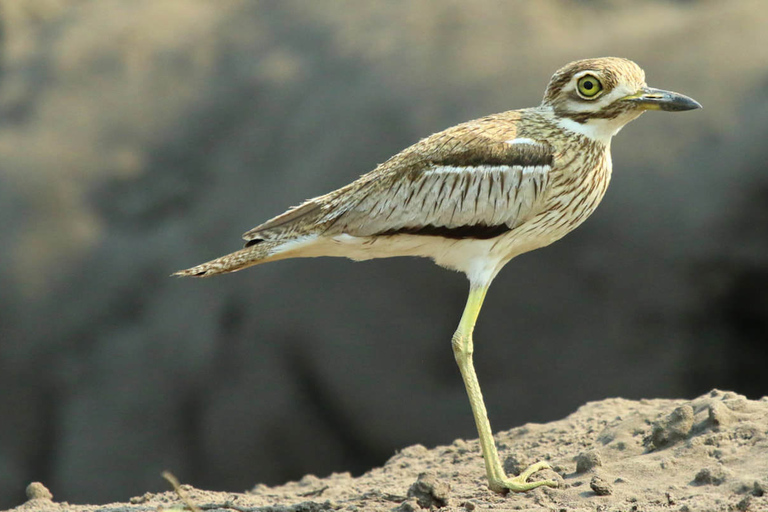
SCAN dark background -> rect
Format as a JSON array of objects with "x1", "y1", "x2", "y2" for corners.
[{"x1": 1, "y1": 0, "x2": 767, "y2": 509}]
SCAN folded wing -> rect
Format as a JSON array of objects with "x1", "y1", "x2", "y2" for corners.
[
  {"x1": 243, "y1": 118, "x2": 554, "y2": 245},
  {"x1": 330, "y1": 134, "x2": 554, "y2": 240}
]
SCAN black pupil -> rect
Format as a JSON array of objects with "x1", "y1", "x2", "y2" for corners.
[{"x1": 583, "y1": 80, "x2": 594, "y2": 90}]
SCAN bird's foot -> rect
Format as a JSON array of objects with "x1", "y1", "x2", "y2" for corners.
[{"x1": 489, "y1": 461, "x2": 558, "y2": 493}]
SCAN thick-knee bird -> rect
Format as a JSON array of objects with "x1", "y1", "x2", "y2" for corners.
[{"x1": 175, "y1": 57, "x2": 700, "y2": 492}]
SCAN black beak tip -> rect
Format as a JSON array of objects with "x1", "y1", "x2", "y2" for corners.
[
  {"x1": 665, "y1": 95, "x2": 702, "y2": 112},
  {"x1": 631, "y1": 88, "x2": 702, "y2": 112}
]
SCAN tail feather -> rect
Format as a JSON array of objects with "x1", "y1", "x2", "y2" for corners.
[{"x1": 173, "y1": 239, "x2": 287, "y2": 277}]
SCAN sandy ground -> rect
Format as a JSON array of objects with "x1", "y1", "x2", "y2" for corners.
[{"x1": 9, "y1": 389, "x2": 767, "y2": 512}]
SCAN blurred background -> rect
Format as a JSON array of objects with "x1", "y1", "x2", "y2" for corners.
[{"x1": 1, "y1": 0, "x2": 767, "y2": 508}]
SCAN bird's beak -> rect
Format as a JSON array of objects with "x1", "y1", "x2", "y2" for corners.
[{"x1": 622, "y1": 87, "x2": 702, "y2": 112}]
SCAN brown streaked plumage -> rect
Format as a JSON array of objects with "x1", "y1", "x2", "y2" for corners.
[{"x1": 174, "y1": 57, "x2": 701, "y2": 493}]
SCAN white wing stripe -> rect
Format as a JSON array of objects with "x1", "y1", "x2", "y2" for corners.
[
  {"x1": 422, "y1": 164, "x2": 550, "y2": 176},
  {"x1": 522, "y1": 165, "x2": 549, "y2": 175},
  {"x1": 505, "y1": 137, "x2": 539, "y2": 145}
]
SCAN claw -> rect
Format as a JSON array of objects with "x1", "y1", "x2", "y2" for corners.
[{"x1": 489, "y1": 461, "x2": 558, "y2": 493}]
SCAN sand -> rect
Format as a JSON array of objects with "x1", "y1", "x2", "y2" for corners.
[{"x1": 9, "y1": 389, "x2": 767, "y2": 512}]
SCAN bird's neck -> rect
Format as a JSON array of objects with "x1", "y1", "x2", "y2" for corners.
[{"x1": 538, "y1": 106, "x2": 644, "y2": 146}]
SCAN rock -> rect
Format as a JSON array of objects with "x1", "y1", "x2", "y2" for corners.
[
  {"x1": 590, "y1": 475, "x2": 613, "y2": 496},
  {"x1": 693, "y1": 467, "x2": 729, "y2": 486},
  {"x1": 647, "y1": 405, "x2": 694, "y2": 450},
  {"x1": 129, "y1": 492, "x2": 154, "y2": 504},
  {"x1": 25, "y1": 482, "x2": 53, "y2": 501},
  {"x1": 665, "y1": 491, "x2": 676, "y2": 505},
  {"x1": 575, "y1": 450, "x2": 602, "y2": 473},
  {"x1": 406, "y1": 473, "x2": 451, "y2": 509}
]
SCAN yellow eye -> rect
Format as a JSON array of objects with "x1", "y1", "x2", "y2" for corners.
[{"x1": 577, "y1": 74, "x2": 603, "y2": 98}]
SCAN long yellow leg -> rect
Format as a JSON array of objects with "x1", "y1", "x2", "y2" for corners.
[{"x1": 451, "y1": 284, "x2": 557, "y2": 493}]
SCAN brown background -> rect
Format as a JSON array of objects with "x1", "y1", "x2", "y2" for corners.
[{"x1": 1, "y1": 0, "x2": 767, "y2": 509}]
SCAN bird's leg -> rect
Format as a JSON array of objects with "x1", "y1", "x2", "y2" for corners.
[{"x1": 451, "y1": 284, "x2": 558, "y2": 493}]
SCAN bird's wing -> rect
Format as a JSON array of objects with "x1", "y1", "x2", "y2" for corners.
[
  {"x1": 328, "y1": 124, "x2": 554, "y2": 240},
  {"x1": 242, "y1": 116, "x2": 554, "y2": 244}
]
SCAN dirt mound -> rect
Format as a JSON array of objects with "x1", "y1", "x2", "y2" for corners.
[{"x1": 10, "y1": 390, "x2": 767, "y2": 512}]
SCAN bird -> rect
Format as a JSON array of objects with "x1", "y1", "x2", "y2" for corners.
[{"x1": 174, "y1": 57, "x2": 701, "y2": 493}]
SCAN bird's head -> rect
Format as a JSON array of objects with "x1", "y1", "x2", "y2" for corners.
[{"x1": 541, "y1": 57, "x2": 701, "y2": 141}]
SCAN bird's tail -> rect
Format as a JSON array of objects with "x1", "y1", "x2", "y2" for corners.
[{"x1": 172, "y1": 239, "x2": 293, "y2": 277}]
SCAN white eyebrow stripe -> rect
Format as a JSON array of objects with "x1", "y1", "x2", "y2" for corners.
[{"x1": 505, "y1": 137, "x2": 539, "y2": 145}]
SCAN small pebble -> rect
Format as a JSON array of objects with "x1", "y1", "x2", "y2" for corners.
[
  {"x1": 129, "y1": 492, "x2": 154, "y2": 504},
  {"x1": 575, "y1": 450, "x2": 602, "y2": 473},
  {"x1": 26, "y1": 482, "x2": 53, "y2": 501},
  {"x1": 693, "y1": 467, "x2": 728, "y2": 486},
  {"x1": 590, "y1": 475, "x2": 613, "y2": 496},
  {"x1": 407, "y1": 473, "x2": 451, "y2": 509}
]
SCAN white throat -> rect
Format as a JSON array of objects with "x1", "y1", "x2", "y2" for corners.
[
  {"x1": 556, "y1": 116, "x2": 622, "y2": 145},
  {"x1": 554, "y1": 108, "x2": 645, "y2": 145}
]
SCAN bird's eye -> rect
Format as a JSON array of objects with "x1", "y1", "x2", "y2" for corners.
[{"x1": 576, "y1": 74, "x2": 603, "y2": 99}]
